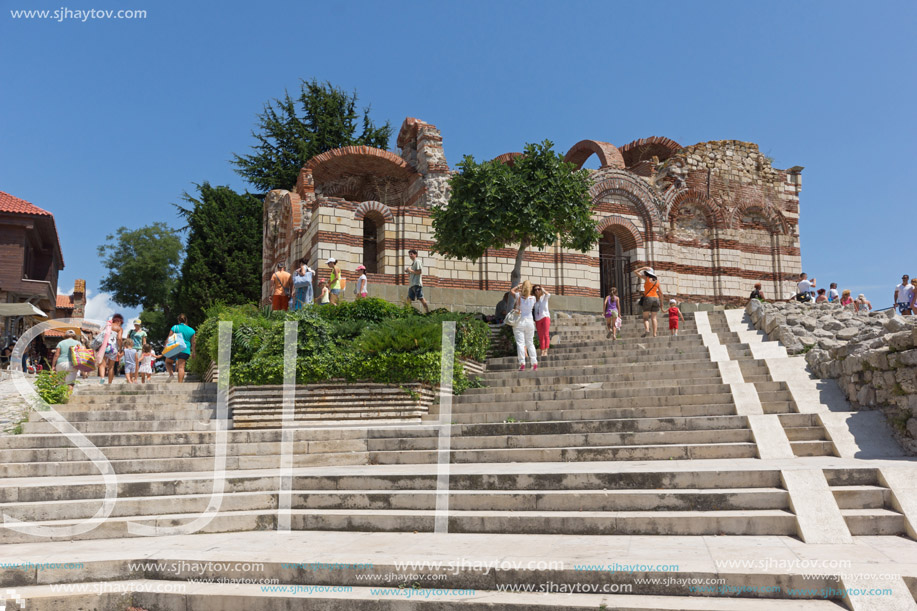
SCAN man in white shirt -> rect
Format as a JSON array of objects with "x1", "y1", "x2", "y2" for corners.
[
  {"x1": 895, "y1": 274, "x2": 913, "y2": 315},
  {"x1": 792, "y1": 272, "x2": 815, "y2": 303}
]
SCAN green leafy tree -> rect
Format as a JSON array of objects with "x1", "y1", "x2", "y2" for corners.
[
  {"x1": 431, "y1": 140, "x2": 599, "y2": 288},
  {"x1": 232, "y1": 78, "x2": 392, "y2": 191},
  {"x1": 172, "y1": 183, "x2": 263, "y2": 328},
  {"x1": 97, "y1": 223, "x2": 183, "y2": 311}
]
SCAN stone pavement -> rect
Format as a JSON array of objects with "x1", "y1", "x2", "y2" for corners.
[
  {"x1": 0, "y1": 312, "x2": 916, "y2": 610},
  {"x1": 0, "y1": 376, "x2": 32, "y2": 434}
]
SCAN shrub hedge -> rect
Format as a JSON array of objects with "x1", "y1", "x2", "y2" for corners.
[{"x1": 190, "y1": 299, "x2": 489, "y2": 393}]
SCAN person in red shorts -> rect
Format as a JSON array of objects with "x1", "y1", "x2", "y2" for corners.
[
  {"x1": 270, "y1": 262, "x2": 292, "y2": 311},
  {"x1": 667, "y1": 299, "x2": 684, "y2": 336}
]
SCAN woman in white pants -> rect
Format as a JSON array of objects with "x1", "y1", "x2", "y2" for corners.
[{"x1": 510, "y1": 281, "x2": 538, "y2": 371}]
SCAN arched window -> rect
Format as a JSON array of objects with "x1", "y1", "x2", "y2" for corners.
[{"x1": 363, "y1": 217, "x2": 379, "y2": 274}]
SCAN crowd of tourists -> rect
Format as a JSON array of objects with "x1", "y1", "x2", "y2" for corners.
[
  {"x1": 269, "y1": 249, "x2": 430, "y2": 313},
  {"x1": 766, "y1": 272, "x2": 917, "y2": 316},
  {"x1": 47, "y1": 313, "x2": 197, "y2": 393},
  {"x1": 505, "y1": 266, "x2": 685, "y2": 371}
]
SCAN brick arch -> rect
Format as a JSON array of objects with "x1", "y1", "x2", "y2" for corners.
[
  {"x1": 668, "y1": 189, "x2": 724, "y2": 229},
  {"x1": 491, "y1": 152, "x2": 523, "y2": 166},
  {"x1": 564, "y1": 140, "x2": 626, "y2": 170},
  {"x1": 354, "y1": 201, "x2": 394, "y2": 223},
  {"x1": 731, "y1": 199, "x2": 789, "y2": 235},
  {"x1": 619, "y1": 136, "x2": 682, "y2": 167},
  {"x1": 589, "y1": 171, "x2": 666, "y2": 231},
  {"x1": 596, "y1": 215, "x2": 644, "y2": 252}
]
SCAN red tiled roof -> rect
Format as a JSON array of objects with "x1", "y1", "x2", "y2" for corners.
[
  {"x1": 0, "y1": 191, "x2": 54, "y2": 216},
  {"x1": 56, "y1": 294, "x2": 74, "y2": 309}
]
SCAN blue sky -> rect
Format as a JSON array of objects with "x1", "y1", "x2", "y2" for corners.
[{"x1": 1, "y1": 0, "x2": 915, "y2": 324}]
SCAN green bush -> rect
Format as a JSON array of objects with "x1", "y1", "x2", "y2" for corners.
[
  {"x1": 192, "y1": 301, "x2": 488, "y2": 392},
  {"x1": 35, "y1": 370, "x2": 69, "y2": 405}
]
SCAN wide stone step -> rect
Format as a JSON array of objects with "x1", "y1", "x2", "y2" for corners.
[
  {"x1": 21, "y1": 419, "x2": 219, "y2": 434},
  {"x1": 7, "y1": 581, "x2": 848, "y2": 611},
  {"x1": 0, "y1": 451, "x2": 368, "y2": 478},
  {"x1": 0, "y1": 426, "x2": 368, "y2": 450},
  {"x1": 0, "y1": 437, "x2": 368, "y2": 463},
  {"x1": 487, "y1": 350, "x2": 712, "y2": 369},
  {"x1": 46, "y1": 401, "x2": 216, "y2": 412},
  {"x1": 369, "y1": 442, "x2": 758, "y2": 464},
  {"x1": 367, "y1": 428, "x2": 753, "y2": 452},
  {"x1": 449, "y1": 393, "x2": 736, "y2": 414},
  {"x1": 28, "y1": 408, "x2": 215, "y2": 422},
  {"x1": 0, "y1": 507, "x2": 798, "y2": 543},
  {"x1": 461, "y1": 371, "x2": 723, "y2": 397},
  {"x1": 476, "y1": 368, "x2": 721, "y2": 389},
  {"x1": 446, "y1": 403, "x2": 739, "y2": 424},
  {"x1": 454, "y1": 383, "x2": 732, "y2": 405},
  {"x1": 293, "y1": 508, "x2": 797, "y2": 536},
  {"x1": 73, "y1": 382, "x2": 213, "y2": 394},
  {"x1": 0, "y1": 468, "x2": 787, "y2": 504},
  {"x1": 483, "y1": 361, "x2": 720, "y2": 380},
  {"x1": 418, "y1": 415, "x2": 750, "y2": 437},
  {"x1": 841, "y1": 508, "x2": 908, "y2": 535},
  {"x1": 831, "y1": 485, "x2": 889, "y2": 509},
  {"x1": 0, "y1": 487, "x2": 791, "y2": 522}
]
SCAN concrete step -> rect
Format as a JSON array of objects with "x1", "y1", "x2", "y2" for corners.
[
  {"x1": 482, "y1": 361, "x2": 720, "y2": 381},
  {"x1": 21, "y1": 419, "x2": 219, "y2": 434},
  {"x1": 448, "y1": 393, "x2": 736, "y2": 415},
  {"x1": 841, "y1": 508, "x2": 908, "y2": 535},
  {"x1": 0, "y1": 487, "x2": 791, "y2": 522},
  {"x1": 0, "y1": 437, "x2": 368, "y2": 463},
  {"x1": 454, "y1": 383, "x2": 733, "y2": 405},
  {"x1": 0, "y1": 468, "x2": 788, "y2": 503},
  {"x1": 6, "y1": 581, "x2": 848, "y2": 611},
  {"x1": 0, "y1": 507, "x2": 798, "y2": 543},
  {"x1": 369, "y1": 442, "x2": 758, "y2": 464},
  {"x1": 446, "y1": 403, "x2": 739, "y2": 425},
  {"x1": 0, "y1": 451, "x2": 368, "y2": 478},
  {"x1": 831, "y1": 485, "x2": 889, "y2": 509},
  {"x1": 28, "y1": 408, "x2": 215, "y2": 422},
  {"x1": 789, "y1": 441, "x2": 836, "y2": 457},
  {"x1": 366, "y1": 428, "x2": 754, "y2": 452}
]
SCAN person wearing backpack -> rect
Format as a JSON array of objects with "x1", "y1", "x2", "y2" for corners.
[{"x1": 164, "y1": 314, "x2": 196, "y2": 383}]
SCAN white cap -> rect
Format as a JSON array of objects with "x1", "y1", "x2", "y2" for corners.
[
  {"x1": 326, "y1": 257, "x2": 337, "y2": 264},
  {"x1": 669, "y1": 299, "x2": 677, "y2": 304}
]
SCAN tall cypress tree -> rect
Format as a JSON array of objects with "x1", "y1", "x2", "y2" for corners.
[
  {"x1": 172, "y1": 183, "x2": 263, "y2": 327},
  {"x1": 232, "y1": 79, "x2": 392, "y2": 191}
]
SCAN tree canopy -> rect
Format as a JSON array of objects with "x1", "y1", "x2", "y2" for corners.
[
  {"x1": 171, "y1": 183, "x2": 264, "y2": 328},
  {"x1": 96, "y1": 223, "x2": 183, "y2": 311},
  {"x1": 232, "y1": 78, "x2": 392, "y2": 191},
  {"x1": 431, "y1": 140, "x2": 599, "y2": 287}
]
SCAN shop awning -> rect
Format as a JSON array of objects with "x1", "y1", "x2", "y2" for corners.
[{"x1": 0, "y1": 303, "x2": 48, "y2": 317}]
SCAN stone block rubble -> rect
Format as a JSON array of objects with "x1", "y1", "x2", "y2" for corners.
[{"x1": 747, "y1": 299, "x2": 917, "y2": 451}]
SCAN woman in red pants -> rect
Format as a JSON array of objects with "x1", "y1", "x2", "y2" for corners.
[{"x1": 532, "y1": 285, "x2": 551, "y2": 358}]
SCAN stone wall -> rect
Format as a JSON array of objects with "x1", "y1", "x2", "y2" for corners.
[
  {"x1": 263, "y1": 118, "x2": 804, "y2": 310},
  {"x1": 746, "y1": 299, "x2": 917, "y2": 452}
]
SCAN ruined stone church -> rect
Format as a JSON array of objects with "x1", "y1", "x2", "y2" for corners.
[{"x1": 262, "y1": 117, "x2": 802, "y2": 312}]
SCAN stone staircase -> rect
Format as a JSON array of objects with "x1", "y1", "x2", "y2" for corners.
[{"x1": 0, "y1": 310, "x2": 915, "y2": 609}]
